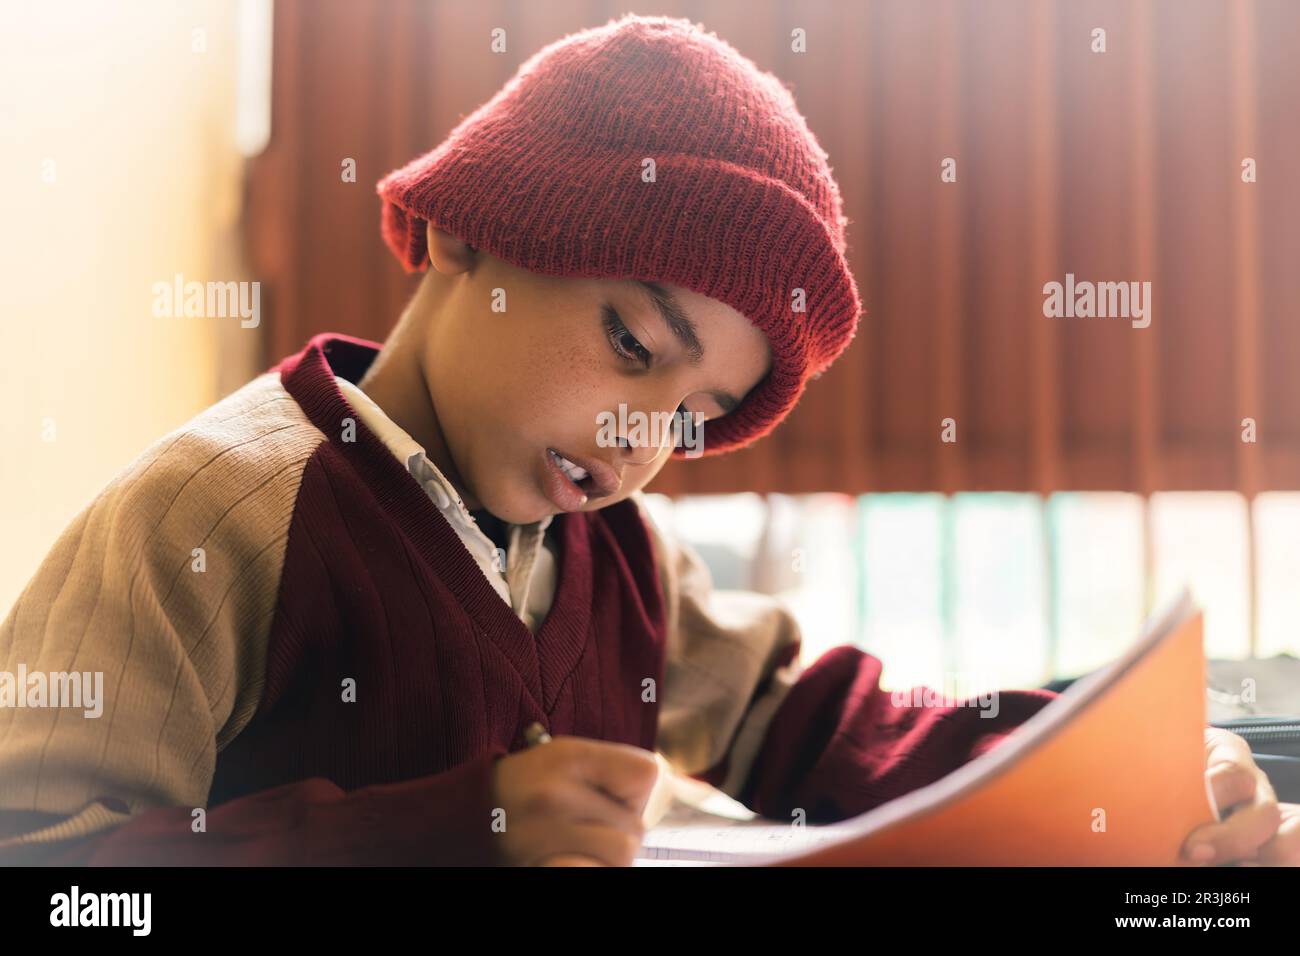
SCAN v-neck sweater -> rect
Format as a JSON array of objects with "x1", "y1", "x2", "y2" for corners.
[{"x1": 206, "y1": 334, "x2": 668, "y2": 854}]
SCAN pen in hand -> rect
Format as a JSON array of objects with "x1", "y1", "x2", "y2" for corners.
[{"x1": 522, "y1": 722, "x2": 670, "y2": 833}]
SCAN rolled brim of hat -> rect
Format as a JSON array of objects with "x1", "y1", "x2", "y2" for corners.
[{"x1": 376, "y1": 13, "x2": 863, "y2": 458}]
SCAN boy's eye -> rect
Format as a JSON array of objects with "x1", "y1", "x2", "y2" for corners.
[
  {"x1": 603, "y1": 305, "x2": 653, "y2": 368},
  {"x1": 602, "y1": 305, "x2": 698, "y2": 431}
]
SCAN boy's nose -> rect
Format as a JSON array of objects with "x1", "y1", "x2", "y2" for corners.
[
  {"x1": 615, "y1": 434, "x2": 665, "y2": 467},
  {"x1": 606, "y1": 390, "x2": 685, "y2": 466}
]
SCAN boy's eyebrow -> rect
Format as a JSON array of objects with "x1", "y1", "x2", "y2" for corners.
[{"x1": 632, "y1": 280, "x2": 741, "y2": 415}]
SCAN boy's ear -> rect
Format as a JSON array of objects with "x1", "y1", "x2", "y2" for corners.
[{"x1": 424, "y1": 221, "x2": 477, "y2": 275}]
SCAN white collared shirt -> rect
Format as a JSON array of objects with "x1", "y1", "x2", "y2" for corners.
[{"x1": 334, "y1": 376, "x2": 558, "y2": 634}]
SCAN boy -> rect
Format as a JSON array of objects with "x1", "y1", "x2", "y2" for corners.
[{"x1": 1, "y1": 14, "x2": 1294, "y2": 867}]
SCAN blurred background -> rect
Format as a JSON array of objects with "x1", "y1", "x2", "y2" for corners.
[{"x1": 3, "y1": 0, "x2": 1298, "y2": 690}]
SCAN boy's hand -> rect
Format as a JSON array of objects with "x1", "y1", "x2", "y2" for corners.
[
  {"x1": 491, "y1": 735, "x2": 660, "y2": 866},
  {"x1": 1181, "y1": 727, "x2": 1300, "y2": 866}
]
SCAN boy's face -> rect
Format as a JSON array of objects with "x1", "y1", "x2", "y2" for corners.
[{"x1": 414, "y1": 225, "x2": 771, "y2": 524}]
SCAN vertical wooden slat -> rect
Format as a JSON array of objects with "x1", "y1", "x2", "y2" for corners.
[
  {"x1": 959, "y1": 0, "x2": 1028, "y2": 490},
  {"x1": 835, "y1": 0, "x2": 873, "y2": 494},
  {"x1": 932, "y1": 0, "x2": 965, "y2": 495},
  {"x1": 864, "y1": 0, "x2": 884, "y2": 496},
  {"x1": 745, "y1": 0, "x2": 782, "y2": 499},
  {"x1": 1028, "y1": 0, "x2": 1061, "y2": 495},
  {"x1": 1256, "y1": 0, "x2": 1300, "y2": 493},
  {"x1": 377, "y1": 0, "x2": 429, "y2": 326},
  {"x1": 1129, "y1": 1, "x2": 1159, "y2": 500},
  {"x1": 346, "y1": 2, "x2": 382, "y2": 347},
  {"x1": 245, "y1": 0, "x2": 306, "y2": 366},
  {"x1": 860, "y1": 0, "x2": 935, "y2": 493}
]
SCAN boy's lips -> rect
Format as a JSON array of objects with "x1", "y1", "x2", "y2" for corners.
[{"x1": 541, "y1": 446, "x2": 620, "y2": 511}]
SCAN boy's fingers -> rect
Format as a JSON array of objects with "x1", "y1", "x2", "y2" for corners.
[
  {"x1": 560, "y1": 780, "x2": 647, "y2": 839},
  {"x1": 1183, "y1": 770, "x2": 1281, "y2": 864},
  {"x1": 551, "y1": 821, "x2": 642, "y2": 867},
  {"x1": 1206, "y1": 759, "x2": 1258, "y2": 815},
  {"x1": 1255, "y1": 803, "x2": 1300, "y2": 867},
  {"x1": 524, "y1": 786, "x2": 645, "y2": 865},
  {"x1": 566, "y1": 738, "x2": 661, "y2": 812}
]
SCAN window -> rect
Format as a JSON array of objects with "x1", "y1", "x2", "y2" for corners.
[{"x1": 644, "y1": 491, "x2": 1300, "y2": 690}]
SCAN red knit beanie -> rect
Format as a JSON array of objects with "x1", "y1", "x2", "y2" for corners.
[{"x1": 376, "y1": 13, "x2": 862, "y2": 458}]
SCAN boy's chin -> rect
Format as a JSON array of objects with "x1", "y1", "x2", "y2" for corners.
[{"x1": 470, "y1": 482, "x2": 554, "y2": 525}]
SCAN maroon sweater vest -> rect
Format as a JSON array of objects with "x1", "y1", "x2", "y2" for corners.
[{"x1": 208, "y1": 335, "x2": 668, "y2": 805}]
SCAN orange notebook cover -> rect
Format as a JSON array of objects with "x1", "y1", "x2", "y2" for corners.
[{"x1": 753, "y1": 591, "x2": 1215, "y2": 866}]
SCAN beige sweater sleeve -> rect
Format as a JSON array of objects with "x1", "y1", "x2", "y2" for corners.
[
  {"x1": 631, "y1": 492, "x2": 804, "y2": 801},
  {"x1": 0, "y1": 373, "x2": 323, "y2": 851}
]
